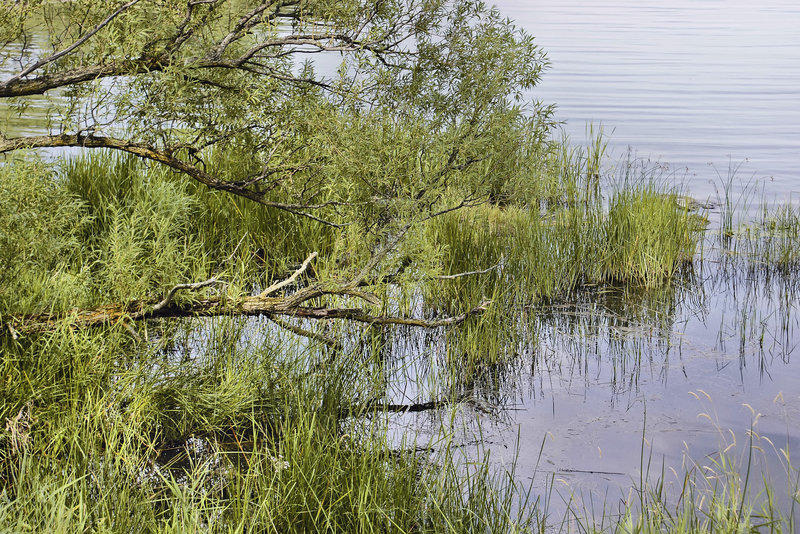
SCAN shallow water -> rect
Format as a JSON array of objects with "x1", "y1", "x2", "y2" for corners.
[
  {"x1": 475, "y1": 2, "x2": 800, "y2": 512},
  {"x1": 380, "y1": 264, "x2": 800, "y2": 518}
]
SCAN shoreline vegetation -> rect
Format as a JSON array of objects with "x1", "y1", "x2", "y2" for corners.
[
  {"x1": 3, "y1": 147, "x2": 798, "y2": 532},
  {"x1": 1, "y1": 1, "x2": 799, "y2": 532}
]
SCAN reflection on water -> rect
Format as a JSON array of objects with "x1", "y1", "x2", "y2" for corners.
[{"x1": 0, "y1": 40, "x2": 59, "y2": 137}]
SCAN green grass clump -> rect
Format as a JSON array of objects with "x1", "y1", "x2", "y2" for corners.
[
  {"x1": 603, "y1": 186, "x2": 698, "y2": 287},
  {"x1": 425, "y1": 183, "x2": 699, "y2": 316},
  {"x1": 0, "y1": 157, "x2": 92, "y2": 314}
]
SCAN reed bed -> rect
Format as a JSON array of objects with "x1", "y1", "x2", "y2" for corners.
[{"x1": 2, "y1": 144, "x2": 800, "y2": 532}]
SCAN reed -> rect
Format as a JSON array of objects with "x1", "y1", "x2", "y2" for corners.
[{"x1": 1, "y1": 140, "x2": 797, "y2": 533}]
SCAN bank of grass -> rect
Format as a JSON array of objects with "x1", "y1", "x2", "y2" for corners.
[{"x1": 3, "y1": 145, "x2": 799, "y2": 532}]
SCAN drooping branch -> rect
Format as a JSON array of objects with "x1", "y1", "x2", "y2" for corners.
[
  {"x1": 0, "y1": 0, "x2": 407, "y2": 99},
  {"x1": 0, "y1": 133, "x2": 346, "y2": 226},
  {"x1": 6, "y1": 0, "x2": 143, "y2": 85}
]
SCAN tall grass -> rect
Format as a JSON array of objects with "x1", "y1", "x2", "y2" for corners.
[
  {"x1": 0, "y1": 319, "x2": 539, "y2": 533},
  {"x1": 1, "y1": 143, "x2": 797, "y2": 532}
]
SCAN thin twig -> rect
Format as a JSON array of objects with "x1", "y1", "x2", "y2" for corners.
[{"x1": 435, "y1": 263, "x2": 499, "y2": 280}]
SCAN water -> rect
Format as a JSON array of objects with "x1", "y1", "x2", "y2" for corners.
[
  {"x1": 428, "y1": 0, "x2": 800, "y2": 514},
  {"x1": 497, "y1": 0, "x2": 800, "y2": 202},
  {"x1": 380, "y1": 1, "x2": 800, "y2": 516}
]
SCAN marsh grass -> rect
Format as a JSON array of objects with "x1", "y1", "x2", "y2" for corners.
[
  {"x1": 424, "y1": 161, "x2": 699, "y2": 321},
  {"x1": 0, "y1": 319, "x2": 540, "y2": 533},
  {"x1": 1, "y1": 144, "x2": 798, "y2": 533}
]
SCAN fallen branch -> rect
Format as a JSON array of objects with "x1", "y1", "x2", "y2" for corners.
[{"x1": 3, "y1": 288, "x2": 489, "y2": 336}]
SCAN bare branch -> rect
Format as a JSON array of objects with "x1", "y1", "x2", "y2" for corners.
[
  {"x1": 6, "y1": 0, "x2": 142, "y2": 84},
  {"x1": 2, "y1": 290, "x2": 490, "y2": 335},
  {"x1": 148, "y1": 276, "x2": 221, "y2": 314},
  {"x1": 260, "y1": 251, "x2": 317, "y2": 298},
  {"x1": 435, "y1": 264, "x2": 499, "y2": 280}
]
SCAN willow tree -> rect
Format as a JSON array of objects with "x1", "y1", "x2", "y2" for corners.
[{"x1": 0, "y1": 0, "x2": 552, "y2": 332}]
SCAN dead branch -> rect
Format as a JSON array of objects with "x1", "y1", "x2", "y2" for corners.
[
  {"x1": 435, "y1": 264, "x2": 499, "y2": 280},
  {"x1": 2, "y1": 287, "x2": 489, "y2": 336},
  {"x1": 147, "y1": 276, "x2": 221, "y2": 315},
  {"x1": 260, "y1": 252, "x2": 317, "y2": 297}
]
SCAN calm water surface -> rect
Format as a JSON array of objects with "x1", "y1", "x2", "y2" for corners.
[
  {"x1": 499, "y1": 0, "x2": 800, "y2": 202},
  {"x1": 461, "y1": 0, "x2": 800, "y2": 512},
  {"x1": 381, "y1": 1, "x2": 800, "y2": 516}
]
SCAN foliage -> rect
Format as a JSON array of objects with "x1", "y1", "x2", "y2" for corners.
[{"x1": 0, "y1": 157, "x2": 91, "y2": 313}]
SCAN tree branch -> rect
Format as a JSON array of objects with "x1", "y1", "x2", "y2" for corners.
[
  {"x1": 2, "y1": 289, "x2": 489, "y2": 336},
  {"x1": 259, "y1": 251, "x2": 317, "y2": 297},
  {"x1": 0, "y1": 134, "x2": 346, "y2": 227},
  {"x1": 6, "y1": 0, "x2": 142, "y2": 84},
  {"x1": 146, "y1": 276, "x2": 221, "y2": 315}
]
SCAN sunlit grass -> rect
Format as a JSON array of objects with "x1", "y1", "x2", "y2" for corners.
[{"x1": 1, "y1": 145, "x2": 799, "y2": 532}]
